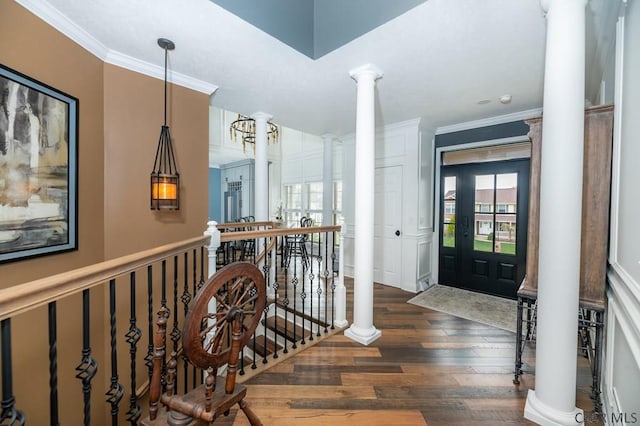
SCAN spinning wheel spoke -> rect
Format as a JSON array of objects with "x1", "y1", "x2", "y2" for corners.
[{"x1": 183, "y1": 263, "x2": 266, "y2": 369}]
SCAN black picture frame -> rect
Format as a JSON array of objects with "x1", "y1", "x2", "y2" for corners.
[{"x1": 0, "y1": 64, "x2": 78, "y2": 262}]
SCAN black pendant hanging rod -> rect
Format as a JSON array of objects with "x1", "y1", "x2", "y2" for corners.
[{"x1": 157, "y1": 38, "x2": 174, "y2": 126}]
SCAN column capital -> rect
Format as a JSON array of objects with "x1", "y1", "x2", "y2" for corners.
[
  {"x1": 321, "y1": 133, "x2": 338, "y2": 142},
  {"x1": 349, "y1": 64, "x2": 383, "y2": 82},
  {"x1": 251, "y1": 111, "x2": 272, "y2": 122},
  {"x1": 540, "y1": 0, "x2": 587, "y2": 14}
]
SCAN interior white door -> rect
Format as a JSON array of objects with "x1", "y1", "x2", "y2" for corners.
[{"x1": 374, "y1": 165, "x2": 403, "y2": 287}]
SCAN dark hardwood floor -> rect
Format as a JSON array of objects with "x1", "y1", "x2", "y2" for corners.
[{"x1": 220, "y1": 280, "x2": 601, "y2": 425}]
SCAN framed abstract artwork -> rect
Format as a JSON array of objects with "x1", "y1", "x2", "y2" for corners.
[{"x1": 0, "y1": 64, "x2": 78, "y2": 262}]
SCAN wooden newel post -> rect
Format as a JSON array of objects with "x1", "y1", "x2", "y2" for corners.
[{"x1": 204, "y1": 221, "x2": 221, "y2": 346}]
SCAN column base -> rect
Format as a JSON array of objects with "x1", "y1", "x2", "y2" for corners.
[
  {"x1": 524, "y1": 390, "x2": 583, "y2": 426},
  {"x1": 333, "y1": 283, "x2": 348, "y2": 329},
  {"x1": 334, "y1": 319, "x2": 349, "y2": 328},
  {"x1": 344, "y1": 324, "x2": 381, "y2": 346}
]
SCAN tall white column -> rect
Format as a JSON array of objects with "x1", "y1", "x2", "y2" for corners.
[
  {"x1": 524, "y1": 1, "x2": 587, "y2": 424},
  {"x1": 344, "y1": 64, "x2": 382, "y2": 346},
  {"x1": 252, "y1": 112, "x2": 271, "y2": 221},
  {"x1": 321, "y1": 134, "x2": 335, "y2": 226}
]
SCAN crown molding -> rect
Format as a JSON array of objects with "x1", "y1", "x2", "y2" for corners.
[
  {"x1": 15, "y1": 0, "x2": 218, "y2": 95},
  {"x1": 436, "y1": 108, "x2": 543, "y2": 135},
  {"x1": 16, "y1": 0, "x2": 109, "y2": 59},
  {"x1": 104, "y1": 51, "x2": 218, "y2": 95}
]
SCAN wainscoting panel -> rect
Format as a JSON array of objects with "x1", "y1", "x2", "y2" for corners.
[{"x1": 604, "y1": 267, "x2": 640, "y2": 420}]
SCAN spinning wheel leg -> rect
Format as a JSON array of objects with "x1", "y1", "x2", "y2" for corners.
[{"x1": 239, "y1": 399, "x2": 262, "y2": 426}]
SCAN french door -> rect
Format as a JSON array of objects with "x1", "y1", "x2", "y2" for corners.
[{"x1": 438, "y1": 159, "x2": 530, "y2": 299}]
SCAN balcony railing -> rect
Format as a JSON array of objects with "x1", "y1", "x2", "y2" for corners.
[{"x1": 0, "y1": 221, "x2": 346, "y2": 425}]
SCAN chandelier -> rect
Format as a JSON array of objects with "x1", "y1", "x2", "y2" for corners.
[{"x1": 230, "y1": 114, "x2": 279, "y2": 153}]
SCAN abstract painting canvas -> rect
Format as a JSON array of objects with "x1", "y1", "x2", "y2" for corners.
[{"x1": 0, "y1": 64, "x2": 78, "y2": 262}]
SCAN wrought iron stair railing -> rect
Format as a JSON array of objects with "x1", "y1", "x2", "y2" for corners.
[
  {"x1": 0, "y1": 221, "x2": 346, "y2": 425},
  {"x1": 209, "y1": 220, "x2": 347, "y2": 381}
]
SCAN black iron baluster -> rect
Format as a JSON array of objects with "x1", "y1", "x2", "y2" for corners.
[
  {"x1": 322, "y1": 231, "x2": 329, "y2": 334},
  {"x1": 308, "y1": 233, "x2": 315, "y2": 342},
  {"x1": 48, "y1": 302, "x2": 59, "y2": 426},
  {"x1": 296, "y1": 234, "x2": 306, "y2": 346},
  {"x1": 106, "y1": 279, "x2": 124, "y2": 426},
  {"x1": 75, "y1": 289, "x2": 97, "y2": 426},
  {"x1": 125, "y1": 273, "x2": 141, "y2": 425},
  {"x1": 272, "y1": 249, "x2": 280, "y2": 361},
  {"x1": 181, "y1": 252, "x2": 191, "y2": 394},
  {"x1": 1, "y1": 319, "x2": 25, "y2": 426},
  {"x1": 160, "y1": 260, "x2": 169, "y2": 390},
  {"x1": 161, "y1": 260, "x2": 168, "y2": 311},
  {"x1": 193, "y1": 249, "x2": 198, "y2": 292},
  {"x1": 282, "y1": 234, "x2": 296, "y2": 350},
  {"x1": 330, "y1": 231, "x2": 337, "y2": 330},
  {"x1": 192, "y1": 249, "x2": 198, "y2": 386},
  {"x1": 170, "y1": 256, "x2": 181, "y2": 392},
  {"x1": 144, "y1": 266, "x2": 154, "y2": 385},
  {"x1": 262, "y1": 307, "x2": 270, "y2": 364},
  {"x1": 199, "y1": 246, "x2": 206, "y2": 289},
  {"x1": 315, "y1": 231, "x2": 323, "y2": 336},
  {"x1": 251, "y1": 331, "x2": 258, "y2": 370}
]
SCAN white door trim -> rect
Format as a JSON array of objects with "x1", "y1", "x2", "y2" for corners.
[{"x1": 431, "y1": 135, "x2": 530, "y2": 285}]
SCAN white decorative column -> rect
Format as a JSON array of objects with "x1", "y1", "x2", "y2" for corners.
[
  {"x1": 524, "y1": 1, "x2": 587, "y2": 424},
  {"x1": 322, "y1": 134, "x2": 335, "y2": 226},
  {"x1": 252, "y1": 112, "x2": 271, "y2": 221},
  {"x1": 344, "y1": 64, "x2": 383, "y2": 346}
]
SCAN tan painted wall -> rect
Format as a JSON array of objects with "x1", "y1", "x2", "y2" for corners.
[
  {"x1": 0, "y1": 2, "x2": 210, "y2": 424},
  {"x1": 0, "y1": 1, "x2": 105, "y2": 287},
  {"x1": 0, "y1": 3, "x2": 107, "y2": 424},
  {"x1": 103, "y1": 64, "x2": 209, "y2": 259}
]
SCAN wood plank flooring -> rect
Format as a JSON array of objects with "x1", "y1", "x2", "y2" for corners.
[{"x1": 218, "y1": 281, "x2": 602, "y2": 425}]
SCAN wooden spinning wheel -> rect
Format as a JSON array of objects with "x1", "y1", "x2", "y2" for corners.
[
  {"x1": 142, "y1": 262, "x2": 265, "y2": 426},
  {"x1": 183, "y1": 262, "x2": 266, "y2": 369}
]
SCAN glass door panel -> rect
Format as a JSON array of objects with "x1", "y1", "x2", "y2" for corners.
[
  {"x1": 495, "y1": 173, "x2": 518, "y2": 254},
  {"x1": 442, "y1": 176, "x2": 456, "y2": 248},
  {"x1": 474, "y1": 174, "x2": 494, "y2": 252}
]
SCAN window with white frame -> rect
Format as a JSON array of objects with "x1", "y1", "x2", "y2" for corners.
[
  {"x1": 333, "y1": 181, "x2": 343, "y2": 225},
  {"x1": 305, "y1": 181, "x2": 323, "y2": 226},
  {"x1": 283, "y1": 183, "x2": 302, "y2": 228}
]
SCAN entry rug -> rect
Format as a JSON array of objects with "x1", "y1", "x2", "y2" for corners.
[{"x1": 407, "y1": 284, "x2": 517, "y2": 333}]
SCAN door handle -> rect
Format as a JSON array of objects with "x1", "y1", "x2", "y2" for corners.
[{"x1": 395, "y1": 230, "x2": 401, "y2": 236}]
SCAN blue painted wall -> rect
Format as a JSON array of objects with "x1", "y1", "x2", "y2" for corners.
[
  {"x1": 211, "y1": 0, "x2": 314, "y2": 58},
  {"x1": 209, "y1": 168, "x2": 222, "y2": 223},
  {"x1": 210, "y1": 0, "x2": 426, "y2": 59},
  {"x1": 313, "y1": 0, "x2": 426, "y2": 58}
]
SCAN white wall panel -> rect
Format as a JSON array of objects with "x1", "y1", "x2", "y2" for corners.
[{"x1": 603, "y1": 1, "x2": 640, "y2": 419}]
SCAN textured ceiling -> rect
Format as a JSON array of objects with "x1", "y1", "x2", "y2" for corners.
[{"x1": 15, "y1": 0, "x2": 616, "y2": 138}]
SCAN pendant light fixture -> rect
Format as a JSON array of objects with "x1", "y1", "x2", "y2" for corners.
[
  {"x1": 230, "y1": 114, "x2": 279, "y2": 153},
  {"x1": 150, "y1": 38, "x2": 180, "y2": 210}
]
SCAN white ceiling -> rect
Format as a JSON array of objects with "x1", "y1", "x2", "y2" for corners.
[{"x1": 16, "y1": 0, "x2": 614, "y2": 137}]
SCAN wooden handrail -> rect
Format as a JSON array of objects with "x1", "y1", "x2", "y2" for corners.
[
  {"x1": 216, "y1": 221, "x2": 278, "y2": 231},
  {"x1": 0, "y1": 235, "x2": 210, "y2": 321},
  {"x1": 220, "y1": 225, "x2": 341, "y2": 242}
]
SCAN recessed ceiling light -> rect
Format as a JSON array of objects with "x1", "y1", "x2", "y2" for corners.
[
  {"x1": 499, "y1": 94, "x2": 512, "y2": 104},
  {"x1": 477, "y1": 99, "x2": 491, "y2": 105}
]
